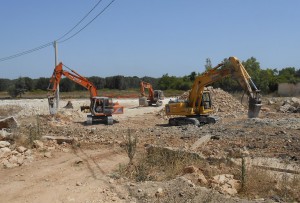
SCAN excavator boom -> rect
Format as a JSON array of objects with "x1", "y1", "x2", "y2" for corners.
[{"x1": 48, "y1": 63, "x2": 98, "y2": 99}]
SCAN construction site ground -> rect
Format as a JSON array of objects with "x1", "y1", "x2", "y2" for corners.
[{"x1": 0, "y1": 91, "x2": 299, "y2": 203}]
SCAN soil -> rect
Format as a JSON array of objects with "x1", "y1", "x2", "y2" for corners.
[{"x1": 0, "y1": 95, "x2": 299, "y2": 203}]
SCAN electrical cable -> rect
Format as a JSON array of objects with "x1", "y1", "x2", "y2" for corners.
[
  {"x1": 0, "y1": 42, "x2": 53, "y2": 62},
  {"x1": 0, "y1": 0, "x2": 115, "y2": 62},
  {"x1": 56, "y1": 0, "x2": 103, "y2": 41},
  {"x1": 58, "y1": 0, "x2": 115, "y2": 44}
]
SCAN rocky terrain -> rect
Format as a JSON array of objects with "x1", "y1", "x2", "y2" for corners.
[{"x1": 0, "y1": 89, "x2": 299, "y2": 203}]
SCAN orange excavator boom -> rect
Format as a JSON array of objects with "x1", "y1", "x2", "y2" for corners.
[
  {"x1": 140, "y1": 81, "x2": 154, "y2": 100},
  {"x1": 48, "y1": 62, "x2": 97, "y2": 98}
]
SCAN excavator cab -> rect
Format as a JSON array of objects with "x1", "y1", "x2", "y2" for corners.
[
  {"x1": 153, "y1": 90, "x2": 164, "y2": 106},
  {"x1": 88, "y1": 97, "x2": 114, "y2": 125},
  {"x1": 201, "y1": 91, "x2": 212, "y2": 110},
  {"x1": 154, "y1": 90, "x2": 165, "y2": 101},
  {"x1": 91, "y1": 97, "x2": 114, "y2": 115}
]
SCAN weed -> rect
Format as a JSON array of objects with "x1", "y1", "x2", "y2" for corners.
[
  {"x1": 124, "y1": 129, "x2": 138, "y2": 165},
  {"x1": 240, "y1": 165, "x2": 300, "y2": 202},
  {"x1": 27, "y1": 115, "x2": 42, "y2": 147},
  {"x1": 132, "y1": 147, "x2": 206, "y2": 182}
]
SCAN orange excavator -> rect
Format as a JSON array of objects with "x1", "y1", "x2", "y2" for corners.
[
  {"x1": 47, "y1": 62, "x2": 124, "y2": 125},
  {"x1": 139, "y1": 81, "x2": 164, "y2": 107}
]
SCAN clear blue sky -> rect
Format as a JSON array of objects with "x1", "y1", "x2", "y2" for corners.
[{"x1": 0, "y1": 0, "x2": 299, "y2": 79}]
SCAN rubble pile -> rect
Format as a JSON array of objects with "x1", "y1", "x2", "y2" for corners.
[
  {"x1": 267, "y1": 97, "x2": 300, "y2": 113},
  {"x1": 0, "y1": 141, "x2": 34, "y2": 168},
  {"x1": 178, "y1": 87, "x2": 246, "y2": 114},
  {"x1": 210, "y1": 174, "x2": 241, "y2": 196},
  {"x1": 209, "y1": 87, "x2": 246, "y2": 114}
]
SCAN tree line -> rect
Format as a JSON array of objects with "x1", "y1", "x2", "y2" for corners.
[
  {"x1": 157, "y1": 57, "x2": 300, "y2": 93},
  {"x1": 0, "y1": 75, "x2": 159, "y2": 97},
  {"x1": 0, "y1": 57, "x2": 299, "y2": 97}
]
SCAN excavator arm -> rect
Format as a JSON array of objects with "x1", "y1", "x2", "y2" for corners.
[
  {"x1": 47, "y1": 62, "x2": 98, "y2": 114},
  {"x1": 140, "y1": 81, "x2": 154, "y2": 100},
  {"x1": 48, "y1": 63, "x2": 97, "y2": 98}
]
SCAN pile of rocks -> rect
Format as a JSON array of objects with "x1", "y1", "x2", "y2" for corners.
[
  {"x1": 178, "y1": 87, "x2": 246, "y2": 114},
  {"x1": 267, "y1": 97, "x2": 300, "y2": 113},
  {"x1": 209, "y1": 87, "x2": 246, "y2": 114},
  {"x1": 0, "y1": 141, "x2": 33, "y2": 168}
]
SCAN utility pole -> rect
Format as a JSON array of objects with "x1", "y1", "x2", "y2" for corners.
[{"x1": 54, "y1": 41, "x2": 59, "y2": 111}]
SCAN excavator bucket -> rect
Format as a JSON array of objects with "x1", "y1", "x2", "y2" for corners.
[
  {"x1": 48, "y1": 96, "x2": 57, "y2": 115},
  {"x1": 248, "y1": 97, "x2": 262, "y2": 118}
]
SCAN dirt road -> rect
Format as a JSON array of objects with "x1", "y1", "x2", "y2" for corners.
[{"x1": 0, "y1": 147, "x2": 132, "y2": 203}]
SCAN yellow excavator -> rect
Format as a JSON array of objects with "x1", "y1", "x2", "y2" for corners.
[{"x1": 165, "y1": 56, "x2": 262, "y2": 126}]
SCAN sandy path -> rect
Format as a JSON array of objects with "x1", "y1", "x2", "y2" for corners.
[{"x1": 0, "y1": 147, "x2": 131, "y2": 203}]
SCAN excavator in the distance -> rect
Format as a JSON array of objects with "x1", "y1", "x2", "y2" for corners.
[
  {"x1": 47, "y1": 62, "x2": 124, "y2": 125},
  {"x1": 139, "y1": 81, "x2": 164, "y2": 107},
  {"x1": 165, "y1": 56, "x2": 262, "y2": 126}
]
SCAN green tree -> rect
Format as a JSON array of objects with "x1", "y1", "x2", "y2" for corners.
[
  {"x1": 0, "y1": 78, "x2": 12, "y2": 91},
  {"x1": 258, "y1": 69, "x2": 276, "y2": 93},
  {"x1": 242, "y1": 57, "x2": 261, "y2": 84},
  {"x1": 23, "y1": 77, "x2": 34, "y2": 91},
  {"x1": 296, "y1": 69, "x2": 300, "y2": 78},
  {"x1": 188, "y1": 71, "x2": 197, "y2": 81},
  {"x1": 8, "y1": 77, "x2": 27, "y2": 98},
  {"x1": 157, "y1": 74, "x2": 177, "y2": 90},
  {"x1": 277, "y1": 67, "x2": 299, "y2": 83},
  {"x1": 35, "y1": 77, "x2": 50, "y2": 90},
  {"x1": 60, "y1": 78, "x2": 75, "y2": 92},
  {"x1": 88, "y1": 76, "x2": 106, "y2": 89}
]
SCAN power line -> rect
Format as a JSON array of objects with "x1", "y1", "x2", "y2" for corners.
[
  {"x1": 0, "y1": 0, "x2": 116, "y2": 62},
  {"x1": 0, "y1": 42, "x2": 53, "y2": 62},
  {"x1": 58, "y1": 0, "x2": 115, "y2": 44},
  {"x1": 56, "y1": 0, "x2": 104, "y2": 41}
]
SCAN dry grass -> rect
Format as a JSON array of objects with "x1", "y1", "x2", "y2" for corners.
[
  {"x1": 120, "y1": 147, "x2": 207, "y2": 182},
  {"x1": 240, "y1": 167, "x2": 300, "y2": 202},
  {"x1": 118, "y1": 147, "x2": 300, "y2": 202}
]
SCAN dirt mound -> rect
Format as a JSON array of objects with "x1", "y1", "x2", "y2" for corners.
[{"x1": 177, "y1": 87, "x2": 246, "y2": 114}]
